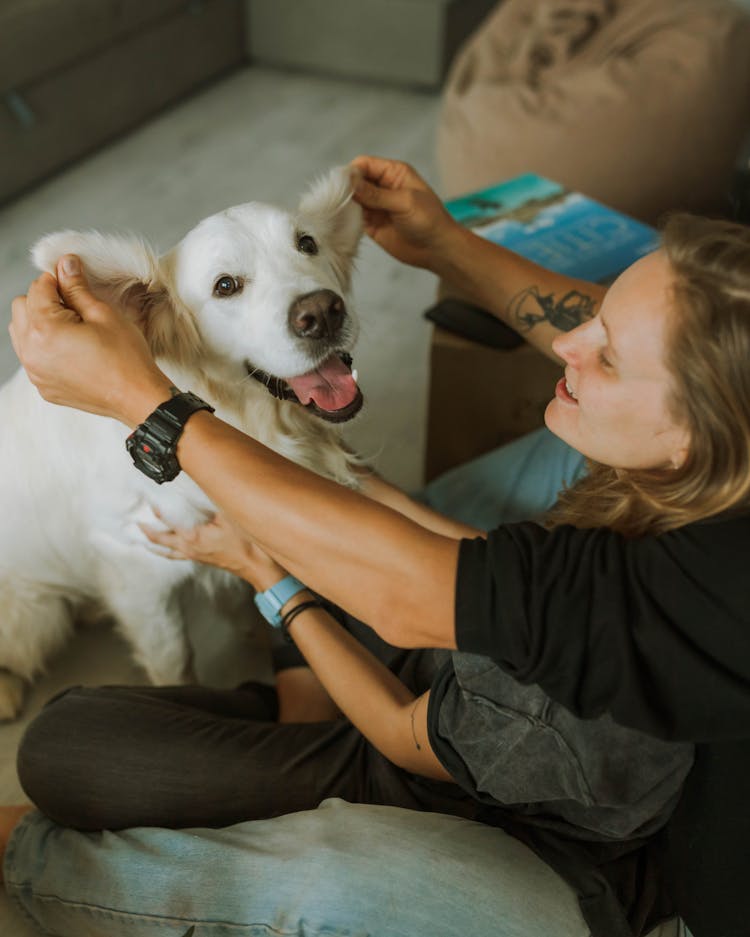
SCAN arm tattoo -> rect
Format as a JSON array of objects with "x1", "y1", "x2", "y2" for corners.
[{"x1": 508, "y1": 286, "x2": 596, "y2": 334}]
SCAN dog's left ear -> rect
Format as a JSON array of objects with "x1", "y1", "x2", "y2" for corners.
[
  {"x1": 31, "y1": 230, "x2": 201, "y2": 366},
  {"x1": 297, "y1": 165, "x2": 364, "y2": 286}
]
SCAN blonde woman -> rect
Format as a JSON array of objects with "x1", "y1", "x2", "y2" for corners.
[{"x1": 2, "y1": 157, "x2": 748, "y2": 937}]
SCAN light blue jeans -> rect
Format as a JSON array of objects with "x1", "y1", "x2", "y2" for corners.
[{"x1": 4, "y1": 429, "x2": 681, "y2": 937}]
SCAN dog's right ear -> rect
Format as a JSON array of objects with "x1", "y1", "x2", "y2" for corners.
[{"x1": 31, "y1": 231, "x2": 201, "y2": 364}]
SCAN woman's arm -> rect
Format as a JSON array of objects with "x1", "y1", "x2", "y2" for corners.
[
  {"x1": 280, "y1": 592, "x2": 450, "y2": 780},
  {"x1": 352, "y1": 155, "x2": 608, "y2": 364},
  {"x1": 141, "y1": 516, "x2": 451, "y2": 779},
  {"x1": 172, "y1": 409, "x2": 461, "y2": 650},
  {"x1": 357, "y1": 468, "x2": 485, "y2": 540},
  {"x1": 428, "y1": 224, "x2": 607, "y2": 364}
]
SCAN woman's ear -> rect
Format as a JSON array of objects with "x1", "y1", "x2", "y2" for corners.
[
  {"x1": 670, "y1": 429, "x2": 691, "y2": 470},
  {"x1": 296, "y1": 165, "x2": 364, "y2": 287}
]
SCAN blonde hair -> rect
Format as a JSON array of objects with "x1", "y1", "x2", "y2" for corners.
[{"x1": 546, "y1": 213, "x2": 750, "y2": 537}]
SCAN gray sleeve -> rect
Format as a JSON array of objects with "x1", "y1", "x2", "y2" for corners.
[{"x1": 432, "y1": 653, "x2": 694, "y2": 841}]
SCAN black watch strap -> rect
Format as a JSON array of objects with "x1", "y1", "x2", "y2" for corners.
[{"x1": 126, "y1": 390, "x2": 215, "y2": 484}]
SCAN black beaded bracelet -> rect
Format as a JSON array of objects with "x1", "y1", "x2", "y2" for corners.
[{"x1": 279, "y1": 598, "x2": 322, "y2": 641}]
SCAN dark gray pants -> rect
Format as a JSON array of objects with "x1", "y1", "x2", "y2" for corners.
[{"x1": 16, "y1": 618, "x2": 473, "y2": 833}]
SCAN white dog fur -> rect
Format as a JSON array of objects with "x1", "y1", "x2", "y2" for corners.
[{"x1": 0, "y1": 166, "x2": 365, "y2": 720}]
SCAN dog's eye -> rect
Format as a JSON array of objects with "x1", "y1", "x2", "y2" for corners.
[
  {"x1": 297, "y1": 234, "x2": 318, "y2": 256},
  {"x1": 213, "y1": 275, "x2": 243, "y2": 298}
]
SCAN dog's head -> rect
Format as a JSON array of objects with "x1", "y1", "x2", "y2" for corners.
[{"x1": 32, "y1": 166, "x2": 365, "y2": 423}]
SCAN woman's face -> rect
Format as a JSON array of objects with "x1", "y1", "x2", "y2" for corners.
[{"x1": 545, "y1": 250, "x2": 690, "y2": 469}]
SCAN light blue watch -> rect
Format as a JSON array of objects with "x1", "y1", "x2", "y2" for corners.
[{"x1": 253, "y1": 575, "x2": 308, "y2": 627}]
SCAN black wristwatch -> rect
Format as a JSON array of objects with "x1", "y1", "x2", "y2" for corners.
[{"x1": 126, "y1": 390, "x2": 215, "y2": 484}]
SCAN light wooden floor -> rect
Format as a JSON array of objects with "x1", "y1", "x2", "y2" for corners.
[{"x1": 0, "y1": 64, "x2": 441, "y2": 936}]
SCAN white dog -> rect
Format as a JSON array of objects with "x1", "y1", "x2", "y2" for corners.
[{"x1": 0, "y1": 166, "x2": 365, "y2": 720}]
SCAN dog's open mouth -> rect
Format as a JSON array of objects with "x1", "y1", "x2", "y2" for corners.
[{"x1": 246, "y1": 352, "x2": 363, "y2": 423}]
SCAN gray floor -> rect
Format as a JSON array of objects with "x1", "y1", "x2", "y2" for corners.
[{"x1": 0, "y1": 64, "x2": 441, "y2": 935}]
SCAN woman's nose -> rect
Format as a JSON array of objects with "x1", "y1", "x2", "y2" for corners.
[
  {"x1": 552, "y1": 318, "x2": 595, "y2": 365},
  {"x1": 552, "y1": 329, "x2": 578, "y2": 364}
]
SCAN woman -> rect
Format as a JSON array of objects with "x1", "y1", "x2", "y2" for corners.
[{"x1": 2, "y1": 157, "x2": 749, "y2": 937}]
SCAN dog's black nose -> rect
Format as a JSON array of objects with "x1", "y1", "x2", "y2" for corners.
[{"x1": 289, "y1": 290, "x2": 345, "y2": 340}]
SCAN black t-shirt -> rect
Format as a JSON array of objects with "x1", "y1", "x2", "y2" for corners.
[{"x1": 451, "y1": 512, "x2": 750, "y2": 937}]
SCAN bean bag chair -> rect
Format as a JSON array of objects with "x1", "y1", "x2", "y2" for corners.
[{"x1": 438, "y1": 0, "x2": 750, "y2": 223}]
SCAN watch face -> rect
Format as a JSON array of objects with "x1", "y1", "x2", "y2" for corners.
[
  {"x1": 125, "y1": 394, "x2": 212, "y2": 485},
  {"x1": 127, "y1": 433, "x2": 179, "y2": 483},
  {"x1": 139, "y1": 450, "x2": 168, "y2": 478}
]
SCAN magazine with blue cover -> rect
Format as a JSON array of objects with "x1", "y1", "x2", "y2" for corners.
[{"x1": 445, "y1": 174, "x2": 658, "y2": 284}]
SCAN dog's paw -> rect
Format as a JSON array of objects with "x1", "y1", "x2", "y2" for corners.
[{"x1": 0, "y1": 671, "x2": 27, "y2": 722}]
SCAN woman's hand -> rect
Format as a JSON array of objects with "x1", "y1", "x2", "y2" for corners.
[
  {"x1": 9, "y1": 256, "x2": 173, "y2": 426},
  {"x1": 140, "y1": 511, "x2": 288, "y2": 591},
  {"x1": 350, "y1": 155, "x2": 461, "y2": 271}
]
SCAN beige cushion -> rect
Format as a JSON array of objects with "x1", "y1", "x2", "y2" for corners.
[{"x1": 437, "y1": 0, "x2": 750, "y2": 223}]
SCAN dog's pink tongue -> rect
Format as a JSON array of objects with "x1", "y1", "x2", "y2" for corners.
[{"x1": 286, "y1": 355, "x2": 358, "y2": 411}]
